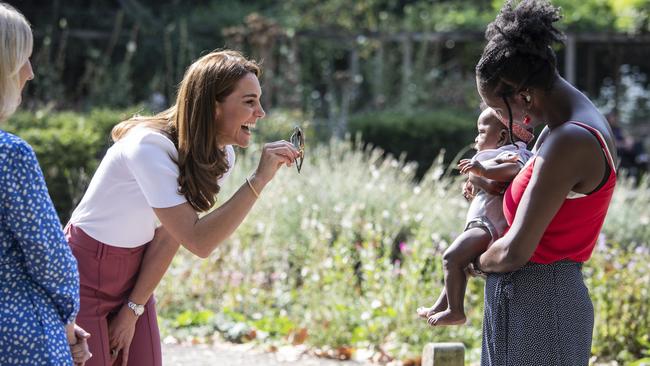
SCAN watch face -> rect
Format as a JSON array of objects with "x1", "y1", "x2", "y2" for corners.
[{"x1": 129, "y1": 302, "x2": 145, "y2": 316}]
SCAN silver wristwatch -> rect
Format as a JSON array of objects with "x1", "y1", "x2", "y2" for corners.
[{"x1": 127, "y1": 300, "x2": 145, "y2": 317}]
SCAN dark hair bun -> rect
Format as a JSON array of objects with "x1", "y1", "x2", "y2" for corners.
[{"x1": 486, "y1": 0, "x2": 564, "y2": 60}]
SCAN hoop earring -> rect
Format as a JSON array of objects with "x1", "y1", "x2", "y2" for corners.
[{"x1": 502, "y1": 95, "x2": 515, "y2": 146}]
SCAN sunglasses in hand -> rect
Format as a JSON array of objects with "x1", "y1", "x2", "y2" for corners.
[{"x1": 289, "y1": 126, "x2": 305, "y2": 173}]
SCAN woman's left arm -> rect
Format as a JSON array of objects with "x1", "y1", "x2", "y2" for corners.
[
  {"x1": 477, "y1": 126, "x2": 592, "y2": 272},
  {"x1": 4, "y1": 141, "x2": 80, "y2": 324},
  {"x1": 107, "y1": 226, "x2": 178, "y2": 365}
]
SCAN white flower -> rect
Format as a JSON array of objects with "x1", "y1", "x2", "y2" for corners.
[{"x1": 256, "y1": 222, "x2": 265, "y2": 233}]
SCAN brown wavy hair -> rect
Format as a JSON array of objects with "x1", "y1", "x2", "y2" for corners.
[{"x1": 112, "y1": 50, "x2": 261, "y2": 212}]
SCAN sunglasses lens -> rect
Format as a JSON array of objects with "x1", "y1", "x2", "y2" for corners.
[{"x1": 290, "y1": 127, "x2": 304, "y2": 173}]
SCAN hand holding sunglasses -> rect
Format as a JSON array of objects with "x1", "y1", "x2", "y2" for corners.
[{"x1": 289, "y1": 126, "x2": 305, "y2": 173}]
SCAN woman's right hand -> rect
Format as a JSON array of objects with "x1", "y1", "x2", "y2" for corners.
[
  {"x1": 253, "y1": 140, "x2": 300, "y2": 185},
  {"x1": 66, "y1": 323, "x2": 92, "y2": 366},
  {"x1": 468, "y1": 174, "x2": 507, "y2": 195},
  {"x1": 463, "y1": 179, "x2": 475, "y2": 201}
]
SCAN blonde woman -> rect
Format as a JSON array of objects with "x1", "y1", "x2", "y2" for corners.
[
  {"x1": 0, "y1": 3, "x2": 91, "y2": 365},
  {"x1": 66, "y1": 50, "x2": 300, "y2": 366}
]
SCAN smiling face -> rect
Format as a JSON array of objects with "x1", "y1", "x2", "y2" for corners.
[
  {"x1": 475, "y1": 108, "x2": 507, "y2": 151},
  {"x1": 215, "y1": 72, "x2": 265, "y2": 148}
]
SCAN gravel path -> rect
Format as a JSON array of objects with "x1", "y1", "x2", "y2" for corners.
[{"x1": 162, "y1": 343, "x2": 369, "y2": 366}]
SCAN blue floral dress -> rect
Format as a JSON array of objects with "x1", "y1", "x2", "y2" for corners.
[{"x1": 0, "y1": 130, "x2": 80, "y2": 365}]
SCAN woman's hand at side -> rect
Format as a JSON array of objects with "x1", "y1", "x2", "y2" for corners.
[
  {"x1": 108, "y1": 306, "x2": 138, "y2": 366},
  {"x1": 66, "y1": 322, "x2": 92, "y2": 366}
]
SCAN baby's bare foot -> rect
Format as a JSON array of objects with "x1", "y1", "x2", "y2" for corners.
[
  {"x1": 427, "y1": 309, "x2": 466, "y2": 326},
  {"x1": 416, "y1": 302, "x2": 446, "y2": 319},
  {"x1": 417, "y1": 292, "x2": 449, "y2": 319},
  {"x1": 416, "y1": 306, "x2": 434, "y2": 319}
]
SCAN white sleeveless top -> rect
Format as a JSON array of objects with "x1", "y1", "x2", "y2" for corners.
[{"x1": 69, "y1": 127, "x2": 235, "y2": 247}]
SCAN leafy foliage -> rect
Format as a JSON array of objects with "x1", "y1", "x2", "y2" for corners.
[
  {"x1": 3, "y1": 107, "x2": 143, "y2": 221},
  {"x1": 276, "y1": 0, "x2": 649, "y2": 34},
  {"x1": 156, "y1": 138, "x2": 650, "y2": 364},
  {"x1": 349, "y1": 106, "x2": 478, "y2": 178},
  {"x1": 4, "y1": 106, "x2": 648, "y2": 363}
]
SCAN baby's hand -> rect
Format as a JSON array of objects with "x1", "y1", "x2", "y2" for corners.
[{"x1": 458, "y1": 159, "x2": 486, "y2": 176}]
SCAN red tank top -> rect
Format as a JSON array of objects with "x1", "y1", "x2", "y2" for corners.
[{"x1": 503, "y1": 122, "x2": 617, "y2": 264}]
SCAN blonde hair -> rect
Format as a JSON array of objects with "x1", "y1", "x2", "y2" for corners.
[
  {"x1": 0, "y1": 3, "x2": 32, "y2": 122},
  {"x1": 112, "y1": 50, "x2": 261, "y2": 212}
]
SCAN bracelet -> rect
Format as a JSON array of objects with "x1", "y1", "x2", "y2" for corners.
[{"x1": 245, "y1": 177, "x2": 259, "y2": 198}]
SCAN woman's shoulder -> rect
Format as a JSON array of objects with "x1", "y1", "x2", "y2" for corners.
[
  {"x1": 0, "y1": 130, "x2": 35, "y2": 160},
  {"x1": 118, "y1": 127, "x2": 179, "y2": 168},
  {"x1": 537, "y1": 122, "x2": 606, "y2": 169},
  {"x1": 120, "y1": 127, "x2": 177, "y2": 154},
  {"x1": 549, "y1": 121, "x2": 609, "y2": 148}
]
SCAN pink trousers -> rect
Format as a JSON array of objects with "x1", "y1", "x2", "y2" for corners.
[{"x1": 66, "y1": 224, "x2": 162, "y2": 366}]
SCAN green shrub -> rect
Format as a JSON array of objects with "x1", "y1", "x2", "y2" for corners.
[
  {"x1": 2, "y1": 107, "x2": 308, "y2": 223},
  {"x1": 253, "y1": 109, "x2": 315, "y2": 144},
  {"x1": 587, "y1": 176, "x2": 650, "y2": 364},
  {"x1": 4, "y1": 107, "x2": 143, "y2": 222},
  {"x1": 348, "y1": 107, "x2": 478, "y2": 178}
]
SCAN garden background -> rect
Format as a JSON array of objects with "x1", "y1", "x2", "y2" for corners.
[{"x1": 7, "y1": 0, "x2": 650, "y2": 364}]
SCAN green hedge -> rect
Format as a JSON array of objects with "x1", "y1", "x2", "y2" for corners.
[
  {"x1": 349, "y1": 107, "x2": 478, "y2": 178},
  {"x1": 4, "y1": 107, "x2": 143, "y2": 222},
  {"x1": 2, "y1": 107, "x2": 312, "y2": 223},
  {"x1": 2, "y1": 105, "x2": 480, "y2": 222}
]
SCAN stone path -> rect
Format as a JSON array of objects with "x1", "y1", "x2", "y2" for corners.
[
  {"x1": 162, "y1": 342, "x2": 369, "y2": 366},
  {"x1": 162, "y1": 342, "x2": 620, "y2": 366}
]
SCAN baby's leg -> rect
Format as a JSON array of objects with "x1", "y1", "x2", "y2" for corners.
[{"x1": 429, "y1": 227, "x2": 491, "y2": 326}]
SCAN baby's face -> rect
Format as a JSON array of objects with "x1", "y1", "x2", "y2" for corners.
[{"x1": 475, "y1": 110, "x2": 505, "y2": 151}]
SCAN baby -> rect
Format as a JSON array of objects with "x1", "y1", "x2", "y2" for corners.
[{"x1": 417, "y1": 107, "x2": 534, "y2": 326}]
